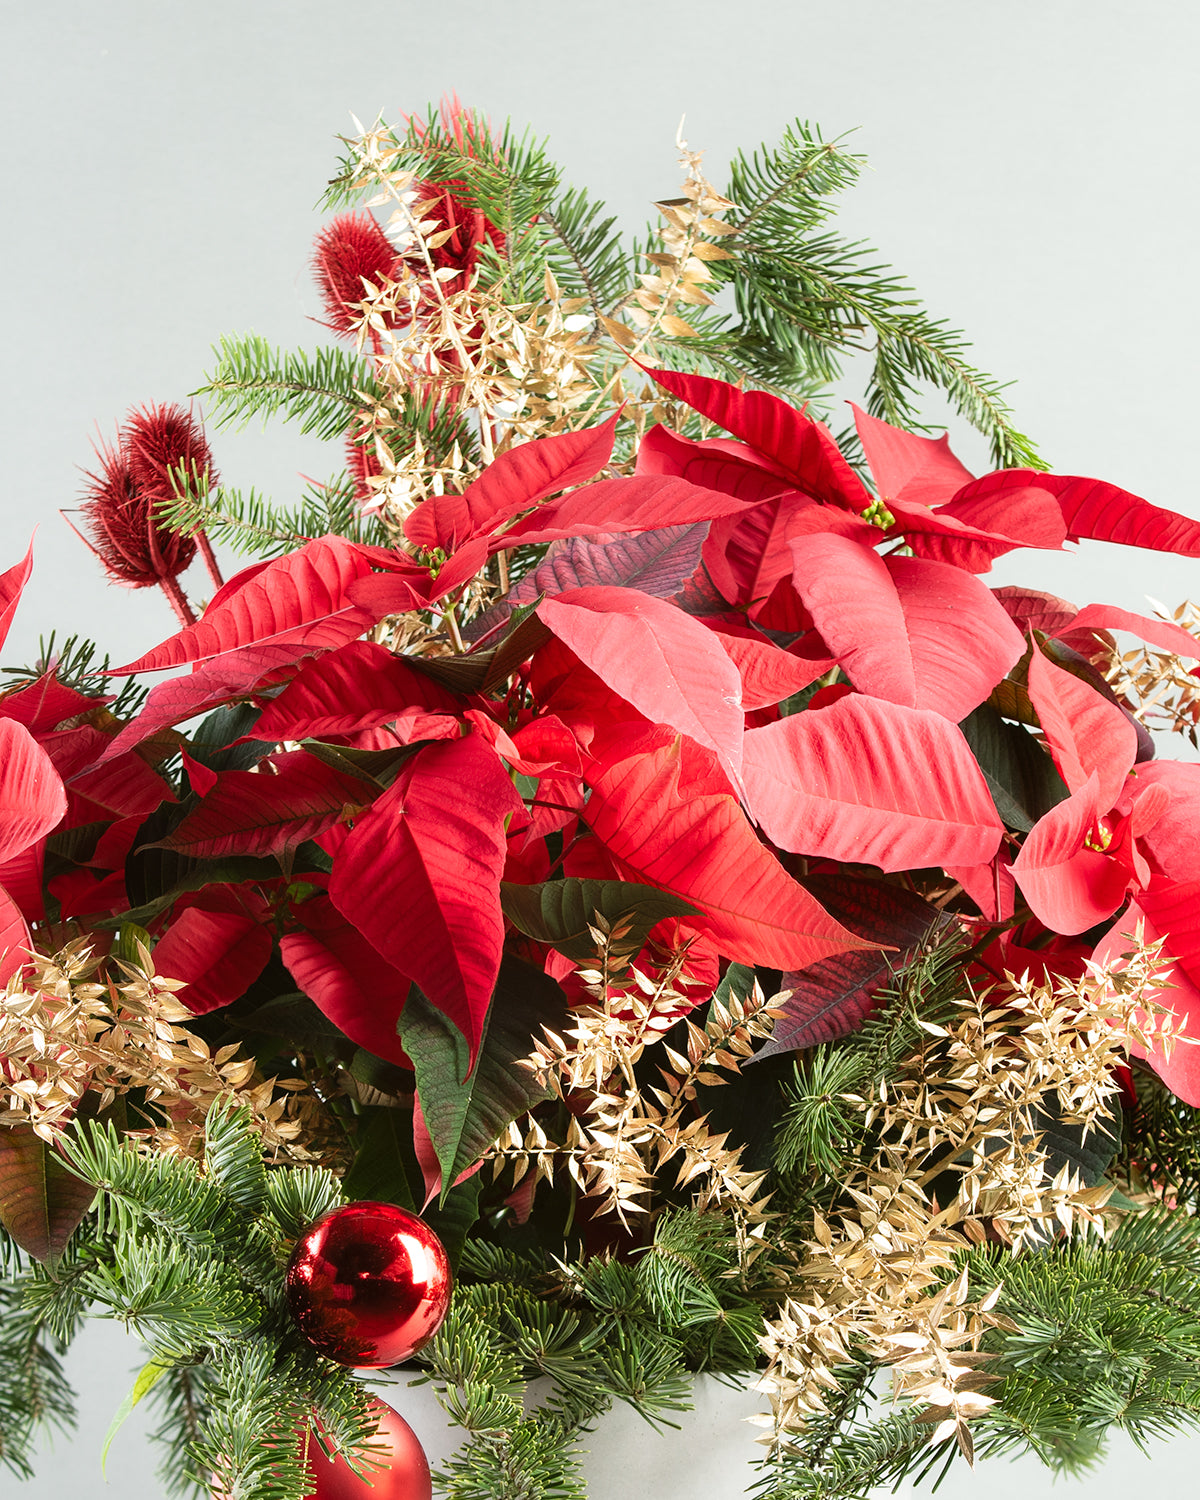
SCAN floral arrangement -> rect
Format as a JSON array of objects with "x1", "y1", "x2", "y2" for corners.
[{"x1": 4, "y1": 101, "x2": 1200, "y2": 1500}]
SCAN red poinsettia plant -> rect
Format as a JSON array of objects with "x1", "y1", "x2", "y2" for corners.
[{"x1": 4, "y1": 362, "x2": 1200, "y2": 1143}]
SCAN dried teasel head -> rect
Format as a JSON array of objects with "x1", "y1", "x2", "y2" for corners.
[
  {"x1": 124, "y1": 402, "x2": 219, "y2": 500},
  {"x1": 312, "y1": 211, "x2": 402, "y2": 338},
  {"x1": 73, "y1": 404, "x2": 219, "y2": 624}
]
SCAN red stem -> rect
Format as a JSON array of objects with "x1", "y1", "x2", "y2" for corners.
[
  {"x1": 157, "y1": 574, "x2": 196, "y2": 627},
  {"x1": 195, "y1": 531, "x2": 224, "y2": 589}
]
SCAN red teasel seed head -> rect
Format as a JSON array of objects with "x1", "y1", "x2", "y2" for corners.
[
  {"x1": 312, "y1": 212, "x2": 401, "y2": 337},
  {"x1": 124, "y1": 402, "x2": 219, "y2": 500},
  {"x1": 78, "y1": 438, "x2": 197, "y2": 589}
]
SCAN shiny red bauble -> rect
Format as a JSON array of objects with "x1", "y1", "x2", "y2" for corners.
[
  {"x1": 210, "y1": 1398, "x2": 431, "y2": 1500},
  {"x1": 303, "y1": 1398, "x2": 432, "y2": 1500},
  {"x1": 286, "y1": 1202, "x2": 452, "y2": 1368}
]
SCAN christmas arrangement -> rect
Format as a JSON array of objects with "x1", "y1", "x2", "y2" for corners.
[{"x1": 5, "y1": 100, "x2": 1200, "y2": 1499}]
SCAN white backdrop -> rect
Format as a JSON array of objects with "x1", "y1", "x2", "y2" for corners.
[{"x1": 4, "y1": 1, "x2": 1200, "y2": 1494}]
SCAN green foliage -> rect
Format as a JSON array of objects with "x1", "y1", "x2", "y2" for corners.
[
  {"x1": 499, "y1": 878, "x2": 697, "y2": 965},
  {"x1": 197, "y1": 335, "x2": 379, "y2": 442},
  {"x1": 161, "y1": 472, "x2": 389, "y2": 559},
  {"x1": 0, "y1": 631, "x2": 147, "y2": 716},
  {"x1": 0, "y1": 1274, "x2": 78, "y2": 1481},
  {"x1": 399, "y1": 958, "x2": 569, "y2": 1202},
  {"x1": 968, "y1": 1214, "x2": 1200, "y2": 1467},
  {"x1": 1119, "y1": 1068, "x2": 1200, "y2": 1210},
  {"x1": 715, "y1": 120, "x2": 1043, "y2": 468}
]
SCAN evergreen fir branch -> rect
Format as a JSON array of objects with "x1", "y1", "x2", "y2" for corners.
[
  {"x1": 752, "y1": 1407, "x2": 944, "y2": 1500},
  {"x1": 773, "y1": 1047, "x2": 867, "y2": 1180},
  {"x1": 536, "y1": 187, "x2": 632, "y2": 325},
  {"x1": 196, "y1": 335, "x2": 380, "y2": 441},
  {"x1": 728, "y1": 121, "x2": 865, "y2": 241},
  {"x1": 433, "y1": 1418, "x2": 589, "y2": 1500},
  {"x1": 60, "y1": 1120, "x2": 279, "y2": 1295},
  {"x1": 188, "y1": 1341, "x2": 312, "y2": 1500},
  {"x1": 81, "y1": 1247, "x2": 261, "y2": 1363},
  {"x1": 158, "y1": 473, "x2": 388, "y2": 559},
  {"x1": 204, "y1": 1100, "x2": 272, "y2": 1217},
  {"x1": 1118, "y1": 1070, "x2": 1200, "y2": 1211},
  {"x1": 0, "y1": 1281, "x2": 78, "y2": 1481},
  {"x1": 391, "y1": 114, "x2": 562, "y2": 239},
  {"x1": 0, "y1": 632, "x2": 148, "y2": 717},
  {"x1": 263, "y1": 1166, "x2": 345, "y2": 1241},
  {"x1": 145, "y1": 1363, "x2": 213, "y2": 1500},
  {"x1": 718, "y1": 119, "x2": 1043, "y2": 470},
  {"x1": 961, "y1": 1225, "x2": 1200, "y2": 1469}
]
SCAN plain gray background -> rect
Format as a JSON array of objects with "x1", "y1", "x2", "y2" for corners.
[{"x1": 5, "y1": 0, "x2": 1200, "y2": 1494}]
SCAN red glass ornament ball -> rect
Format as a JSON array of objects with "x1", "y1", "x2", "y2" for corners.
[
  {"x1": 304, "y1": 1398, "x2": 432, "y2": 1500},
  {"x1": 286, "y1": 1202, "x2": 452, "y2": 1368},
  {"x1": 210, "y1": 1398, "x2": 432, "y2": 1500}
]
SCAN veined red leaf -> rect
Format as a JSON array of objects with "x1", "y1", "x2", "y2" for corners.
[
  {"x1": 250, "y1": 641, "x2": 458, "y2": 743},
  {"x1": 703, "y1": 494, "x2": 873, "y2": 610},
  {"x1": 0, "y1": 672, "x2": 108, "y2": 735},
  {"x1": 635, "y1": 424, "x2": 794, "y2": 502},
  {"x1": 0, "y1": 841, "x2": 45, "y2": 924},
  {"x1": 327, "y1": 736, "x2": 523, "y2": 1064},
  {"x1": 705, "y1": 622, "x2": 833, "y2": 710},
  {"x1": 153, "y1": 904, "x2": 274, "y2": 1015},
  {"x1": 0, "y1": 719, "x2": 67, "y2": 866},
  {"x1": 498, "y1": 525, "x2": 709, "y2": 616},
  {"x1": 954, "y1": 470, "x2": 1200, "y2": 555},
  {"x1": 1025, "y1": 646, "x2": 1136, "y2": 810},
  {"x1": 405, "y1": 415, "x2": 618, "y2": 550},
  {"x1": 0, "y1": 883, "x2": 31, "y2": 984},
  {"x1": 1094, "y1": 880, "x2": 1200, "y2": 1105},
  {"x1": 150, "y1": 751, "x2": 368, "y2": 860},
  {"x1": 946, "y1": 853, "x2": 1016, "y2": 923},
  {"x1": 584, "y1": 737, "x2": 868, "y2": 970},
  {"x1": 896, "y1": 487, "x2": 1067, "y2": 573},
  {"x1": 993, "y1": 586, "x2": 1079, "y2": 637},
  {"x1": 110, "y1": 535, "x2": 374, "y2": 674},
  {"x1": 742, "y1": 695, "x2": 1004, "y2": 872},
  {"x1": 41, "y1": 725, "x2": 176, "y2": 819},
  {"x1": 646, "y1": 366, "x2": 869, "y2": 510},
  {"x1": 537, "y1": 587, "x2": 744, "y2": 783},
  {"x1": 790, "y1": 534, "x2": 1024, "y2": 720},
  {"x1": 1010, "y1": 774, "x2": 1129, "y2": 934},
  {"x1": 501, "y1": 474, "x2": 752, "y2": 548},
  {"x1": 758, "y1": 874, "x2": 942, "y2": 1055},
  {"x1": 0, "y1": 1124, "x2": 97, "y2": 1263},
  {"x1": 1125, "y1": 762, "x2": 1200, "y2": 882},
  {"x1": 92, "y1": 635, "x2": 337, "y2": 766},
  {"x1": 851, "y1": 403, "x2": 974, "y2": 508},
  {"x1": 1065, "y1": 603, "x2": 1200, "y2": 659},
  {"x1": 280, "y1": 893, "x2": 411, "y2": 1065},
  {"x1": 0, "y1": 541, "x2": 34, "y2": 656}
]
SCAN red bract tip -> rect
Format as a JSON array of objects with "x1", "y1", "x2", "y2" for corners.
[
  {"x1": 79, "y1": 440, "x2": 197, "y2": 591},
  {"x1": 312, "y1": 212, "x2": 401, "y2": 337},
  {"x1": 421, "y1": 180, "x2": 506, "y2": 279},
  {"x1": 125, "y1": 402, "x2": 219, "y2": 498},
  {"x1": 345, "y1": 426, "x2": 383, "y2": 509}
]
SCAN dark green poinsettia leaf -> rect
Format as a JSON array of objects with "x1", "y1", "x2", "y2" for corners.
[
  {"x1": 342, "y1": 1107, "x2": 419, "y2": 1211},
  {"x1": 408, "y1": 605, "x2": 552, "y2": 693},
  {"x1": 755, "y1": 874, "x2": 941, "y2": 1058},
  {"x1": 958, "y1": 702, "x2": 1070, "y2": 833},
  {"x1": 500, "y1": 878, "x2": 697, "y2": 965},
  {"x1": 186, "y1": 701, "x2": 271, "y2": 775},
  {"x1": 104, "y1": 853, "x2": 281, "y2": 929},
  {"x1": 422, "y1": 1175, "x2": 483, "y2": 1270},
  {"x1": 1032, "y1": 1092, "x2": 1123, "y2": 1188},
  {"x1": 300, "y1": 738, "x2": 414, "y2": 788},
  {"x1": 399, "y1": 956, "x2": 571, "y2": 1204},
  {"x1": 0, "y1": 1123, "x2": 99, "y2": 1263}
]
